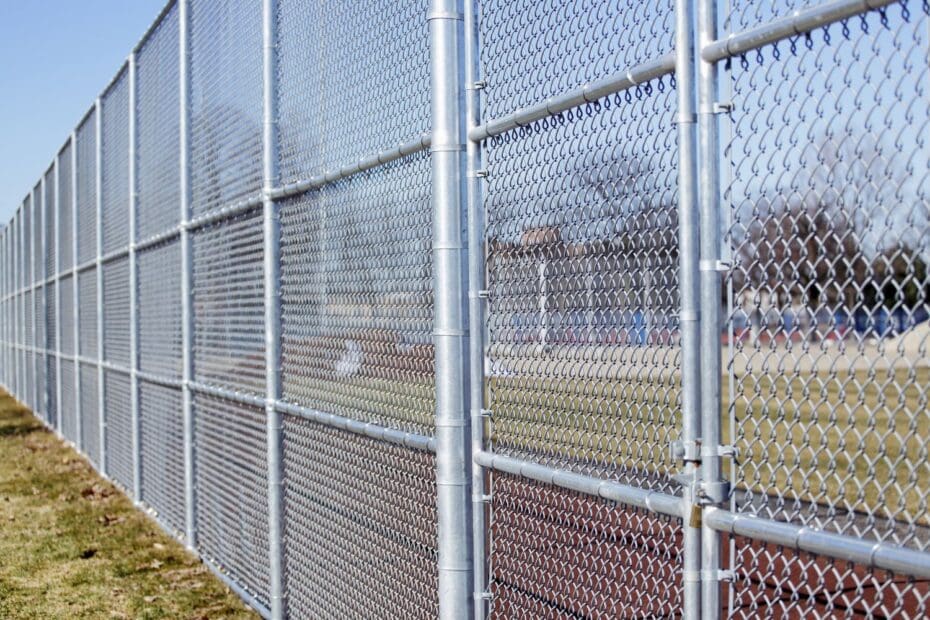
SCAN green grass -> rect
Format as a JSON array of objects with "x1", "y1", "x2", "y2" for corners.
[
  {"x1": 0, "y1": 391, "x2": 258, "y2": 620},
  {"x1": 488, "y1": 365, "x2": 930, "y2": 521},
  {"x1": 727, "y1": 365, "x2": 930, "y2": 522}
]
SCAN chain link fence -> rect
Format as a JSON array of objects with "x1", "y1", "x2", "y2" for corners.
[{"x1": 1, "y1": 0, "x2": 928, "y2": 618}]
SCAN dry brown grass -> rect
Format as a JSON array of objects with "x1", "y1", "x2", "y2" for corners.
[{"x1": 0, "y1": 391, "x2": 258, "y2": 619}]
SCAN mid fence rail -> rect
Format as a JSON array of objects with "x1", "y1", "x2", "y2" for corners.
[{"x1": 1, "y1": 0, "x2": 928, "y2": 618}]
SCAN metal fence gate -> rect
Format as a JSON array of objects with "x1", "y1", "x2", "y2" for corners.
[{"x1": 1, "y1": 0, "x2": 929, "y2": 618}]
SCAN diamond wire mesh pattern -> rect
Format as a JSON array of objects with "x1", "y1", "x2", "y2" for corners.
[
  {"x1": 103, "y1": 258, "x2": 131, "y2": 366},
  {"x1": 724, "y1": 1, "x2": 930, "y2": 617},
  {"x1": 22, "y1": 198, "x2": 31, "y2": 286},
  {"x1": 44, "y1": 167, "x2": 56, "y2": 275},
  {"x1": 58, "y1": 142, "x2": 74, "y2": 272},
  {"x1": 138, "y1": 240, "x2": 181, "y2": 378},
  {"x1": 104, "y1": 369, "x2": 133, "y2": 491},
  {"x1": 489, "y1": 472, "x2": 683, "y2": 618},
  {"x1": 479, "y1": 0, "x2": 676, "y2": 119},
  {"x1": 139, "y1": 380, "x2": 185, "y2": 535},
  {"x1": 194, "y1": 392, "x2": 270, "y2": 606},
  {"x1": 192, "y1": 206, "x2": 265, "y2": 394},
  {"x1": 79, "y1": 271, "x2": 96, "y2": 357},
  {"x1": 24, "y1": 287, "x2": 32, "y2": 354},
  {"x1": 60, "y1": 359, "x2": 76, "y2": 442},
  {"x1": 477, "y1": 0, "x2": 684, "y2": 613},
  {"x1": 727, "y1": 538, "x2": 930, "y2": 618},
  {"x1": 33, "y1": 183, "x2": 43, "y2": 283},
  {"x1": 275, "y1": 0, "x2": 430, "y2": 186},
  {"x1": 76, "y1": 111, "x2": 97, "y2": 264},
  {"x1": 45, "y1": 283, "x2": 57, "y2": 428},
  {"x1": 282, "y1": 414, "x2": 439, "y2": 619},
  {"x1": 101, "y1": 70, "x2": 130, "y2": 255},
  {"x1": 46, "y1": 280, "x2": 56, "y2": 351},
  {"x1": 278, "y1": 153, "x2": 435, "y2": 436},
  {"x1": 136, "y1": 5, "x2": 180, "y2": 241},
  {"x1": 24, "y1": 350, "x2": 33, "y2": 411},
  {"x1": 189, "y1": 0, "x2": 262, "y2": 218},
  {"x1": 59, "y1": 274, "x2": 74, "y2": 355},
  {"x1": 482, "y1": 0, "x2": 680, "y2": 488},
  {"x1": 81, "y1": 362, "x2": 100, "y2": 467}
]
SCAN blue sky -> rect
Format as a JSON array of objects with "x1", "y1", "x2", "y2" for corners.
[{"x1": 0, "y1": 0, "x2": 165, "y2": 223}]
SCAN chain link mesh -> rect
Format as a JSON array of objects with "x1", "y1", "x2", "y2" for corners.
[
  {"x1": 78, "y1": 270, "x2": 96, "y2": 357},
  {"x1": 57, "y1": 143, "x2": 74, "y2": 272},
  {"x1": 101, "y1": 70, "x2": 130, "y2": 255},
  {"x1": 139, "y1": 380, "x2": 185, "y2": 535},
  {"x1": 137, "y1": 5, "x2": 180, "y2": 241},
  {"x1": 481, "y1": 1, "x2": 680, "y2": 485},
  {"x1": 60, "y1": 358, "x2": 76, "y2": 442},
  {"x1": 81, "y1": 362, "x2": 100, "y2": 467},
  {"x1": 104, "y1": 369, "x2": 133, "y2": 491},
  {"x1": 478, "y1": 0, "x2": 684, "y2": 614},
  {"x1": 138, "y1": 241, "x2": 182, "y2": 378},
  {"x1": 724, "y1": 1, "x2": 930, "y2": 616},
  {"x1": 279, "y1": 154, "x2": 434, "y2": 435},
  {"x1": 22, "y1": 197, "x2": 31, "y2": 286},
  {"x1": 489, "y1": 472, "x2": 684, "y2": 618},
  {"x1": 282, "y1": 413, "x2": 439, "y2": 618},
  {"x1": 193, "y1": 392, "x2": 270, "y2": 606},
  {"x1": 189, "y1": 0, "x2": 262, "y2": 218},
  {"x1": 76, "y1": 111, "x2": 97, "y2": 264},
  {"x1": 103, "y1": 258, "x2": 131, "y2": 366},
  {"x1": 44, "y1": 167, "x2": 56, "y2": 275},
  {"x1": 2, "y1": 2, "x2": 929, "y2": 618},
  {"x1": 192, "y1": 206, "x2": 264, "y2": 394},
  {"x1": 275, "y1": 0, "x2": 430, "y2": 186},
  {"x1": 59, "y1": 274, "x2": 74, "y2": 355}
]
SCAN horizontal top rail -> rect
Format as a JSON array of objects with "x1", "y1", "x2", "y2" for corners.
[
  {"x1": 704, "y1": 507, "x2": 930, "y2": 579},
  {"x1": 702, "y1": 0, "x2": 897, "y2": 62},
  {"x1": 468, "y1": 52, "x2": 676, "y2": 142},
  {"x1": 474, "y1": 451, "x2": 683, "y2": 519}
]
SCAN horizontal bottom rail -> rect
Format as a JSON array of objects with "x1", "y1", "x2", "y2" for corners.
[
  {"x1": 704, "y1": 507, "x2": 930, "y2": 579},
  {"x1": 474, "y1": 450, "x2": 683, "y2": 519}
]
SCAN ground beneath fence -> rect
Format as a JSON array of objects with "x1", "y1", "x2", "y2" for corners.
[{"x1": 0, "y1": 391, "x2": 257, "y2": 619}]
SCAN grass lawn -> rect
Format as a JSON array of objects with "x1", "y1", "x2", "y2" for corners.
[
  {"x1": 0, "y1": 391, "x2": 258, "y2": 619},
  {"x1": 488, "y1": 364, "x2": 930, "y2": 522},
  {"x1": 728, "y1": 365, "x2": 930, "y2": 522}
]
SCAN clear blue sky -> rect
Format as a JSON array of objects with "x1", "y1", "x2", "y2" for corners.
[{"x1": 0, "y1": 0, "x2": 166, "y2": 224}]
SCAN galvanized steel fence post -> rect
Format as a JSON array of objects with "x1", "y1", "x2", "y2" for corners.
[
  {"x1": 31, "y1": 187, "x2": 38, "y2": 413},
  {"x1": 674, "y1": 1, "x2": 703, "y2": 617},
  {"x1": 178, "y1": 0, "x2": 196, "y2": 549},
  {"x1": 72, "y1": 130, "x2": 82, "y2": 452},
  {"x1": 15, "y1": 210, "x2": 20, "y2": 399},
  {"x1": 429, "y1": 0, "x2": 474, "y2": 617},
  {"x1": 55, "y1": 159, "x2": 62, "y2": 436},
  {"x1": 696, "y1": 0, "x2": 726, "y2": 616},
  {"x1": 463, "y1": 0, "x2": 488, "y2": 616},
  {"x1": 128, "y1": 51, "x2": 141, "y2": 502},
  {"x1": 95, "y1": 97, "x2": 106, "y2": 475},
  {"x1": 40, "y1": 175, "x2": 48, "y2": 419},
  {"x1": 262, "y1": 0, "x2": 284, "y2": 616}
]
